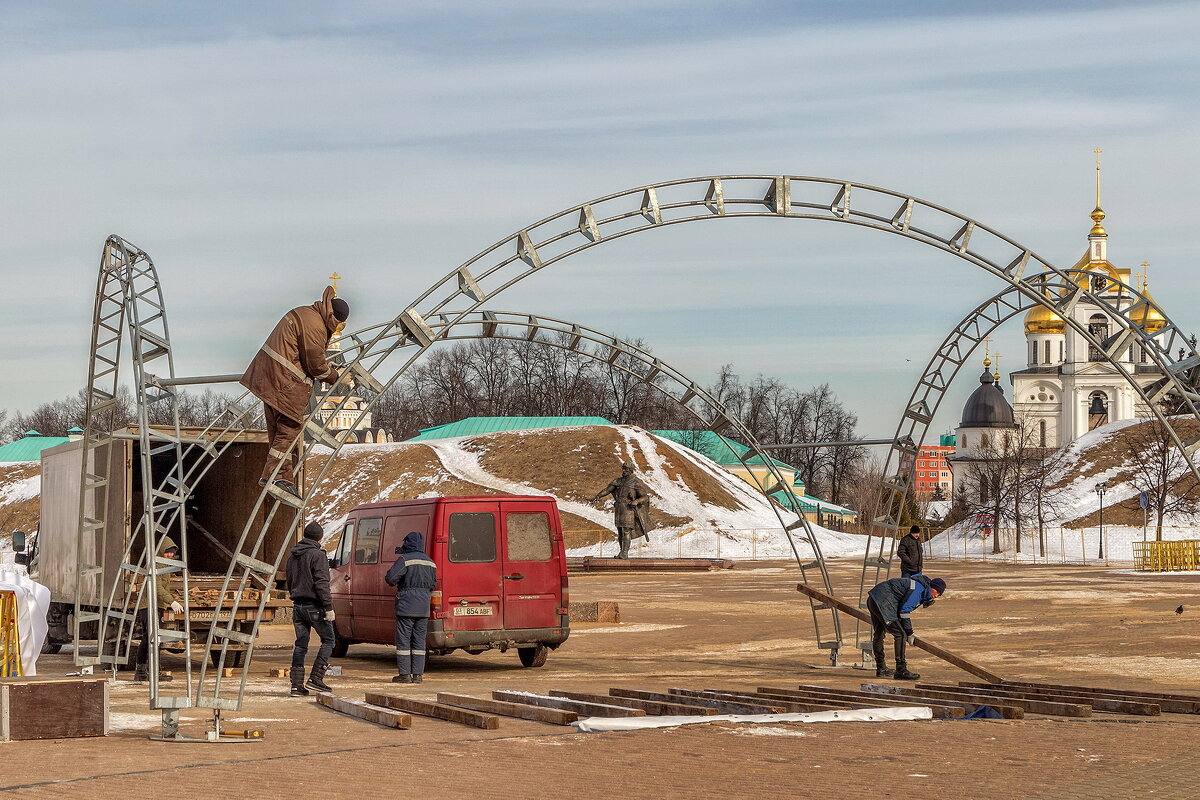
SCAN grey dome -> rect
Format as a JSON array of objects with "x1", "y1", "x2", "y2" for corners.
[{"x1": 960, "y1": 367, "x2": 1016, "y2": 428}]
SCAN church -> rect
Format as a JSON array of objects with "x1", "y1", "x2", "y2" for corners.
[{"x1": 1007, "y1": 179, "x2": 1169, "y2": 448}]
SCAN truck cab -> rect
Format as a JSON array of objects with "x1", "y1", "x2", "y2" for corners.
[{"x1": 328, "y1": 495, "x2": 569, "y2": 668}]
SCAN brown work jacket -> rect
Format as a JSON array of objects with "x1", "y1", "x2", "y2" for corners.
[{"x1": 241, "y1": 286, "x2": 341, "y2": 421}]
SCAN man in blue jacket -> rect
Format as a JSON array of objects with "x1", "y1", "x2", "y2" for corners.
[
  {"x1": 385, "y1": 532, "x2": 437, "y2": 684},
  {"x1": 866, "y1": 574, "x2": 946, "y2": 680}
]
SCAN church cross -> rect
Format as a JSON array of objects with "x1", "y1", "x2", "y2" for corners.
[{"x1": 328, "y1": 271, "x2": 342, "y2": 296}]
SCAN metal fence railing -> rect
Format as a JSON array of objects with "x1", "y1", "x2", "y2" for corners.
[
  {"x1": 925, "y1": 525, "x2": 1200, "y2": 568},
  {"x1": 1132, "y1": 540, "x2": 1200, "y2": 572}
]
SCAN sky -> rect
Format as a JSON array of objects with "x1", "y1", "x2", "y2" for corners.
[{"x1": 2, "y1": 1, "x2": 1198, "y2": 439}]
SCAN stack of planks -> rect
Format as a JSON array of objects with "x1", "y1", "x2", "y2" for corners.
[
  {"x1": 857, "y1": 680, "x2": 1200, "y2": 718},
  {"x1": 568, "y1": 557, "x2": 734, "y2": 572}
]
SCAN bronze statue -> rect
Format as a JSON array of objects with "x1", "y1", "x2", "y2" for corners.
[{"x1": 591, "y1": 460, "x2": 652, "y2": 559}]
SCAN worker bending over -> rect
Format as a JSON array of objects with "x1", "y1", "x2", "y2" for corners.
[
  {"x1": 241, "y1": 286, "x2": 349, "y2": 496},
  {"x1": 385, "y1": 532, "x2": 437, "y2": 684},
  {"x1": 866, "y1": 574, "x2": 946, "y2": 680}
]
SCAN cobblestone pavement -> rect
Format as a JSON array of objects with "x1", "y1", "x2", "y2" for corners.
[{"x1": 5, "y1": 559, "x2": 1199, "y2": 798}]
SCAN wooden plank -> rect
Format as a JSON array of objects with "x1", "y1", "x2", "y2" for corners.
[
  {"x1": 610, "y1": 688, "x2": 776, "y2": 716},
  {"x1": 952, "y1": 683, "x2": 1160, "y2": 716},
  {"x1": 999, "y1": 681, "x2": 1200, "y2": 713},
  {"x1": 492, "y1": 691, "x2": 644, "y2": 718},
  {"x1": 366, "y1": 692, "x2": 500, "y2": 729},
  {"x1": 2, "y1": 678, "x2": 108, "y2": 741},
  {"x1": 795, "y1": 582, "x2": 1004, "y2": 683},
  {"x1": 315, "y1": 693, "x2": 411, "y2": 729},
  {"x1": 689, "y1": 689, "x2": 833, "y2": 714},
  {"x1": 437, "y1": 693, "x2": 577, "y2": 725},
  {"x1": 768, "y1": 684, "x2": 970, "y2": 710},
  {"x1": 666, "y1": 688, "x2": 789, "y2": 714},
  {"x1": 550, "y1": 690, "x2": 716, "y2": 717},
  {"x1": 864, "y1": 683, "x2": 1086, "y2": 718}
]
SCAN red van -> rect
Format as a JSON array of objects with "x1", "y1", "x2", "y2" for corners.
[{"x1": 327, "y1": 495, "x2": 570, "y2": 667}]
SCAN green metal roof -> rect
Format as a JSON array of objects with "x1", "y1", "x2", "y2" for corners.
[
  {"x1": 771, "y1": 490, "x2": 857, "y2": 517},
  {"x1": 651, "y1": 430, "x2": 797, "y2": 474},
  {"x1": 0, "y1": 434, "x2": 70, "y2": 463},
  {"x1": 939, "y1": 434, "x2": 956, "y2": 447},
  {"x1": 407, "y1": 416, "x2": 613, "y2": 441}
]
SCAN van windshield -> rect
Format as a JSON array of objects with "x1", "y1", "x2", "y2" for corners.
[{"x1": 448, "y1": 512, "x2": 496, "y2": 563}]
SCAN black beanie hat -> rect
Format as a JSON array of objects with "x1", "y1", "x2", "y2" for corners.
[
  {"x1": 331, "y1": 298, "x2": 350, "y2": 322},
  {"x1": 910, "y1": 525, "x2": 921, "y2": 534},
  {"x1": 303, "y1": 521, "x2": 324, "y2": 541},
  {"x1": 929, "y1": 577, "x2": 946, "y2": 594}
]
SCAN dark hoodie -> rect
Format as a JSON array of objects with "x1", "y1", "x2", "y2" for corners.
[
  {"x1": 286, "y1": 538, "x2": 332, "y2": 610},
  {"x1": 384, "y1": 532, "x2": 437, "y2": 617}
]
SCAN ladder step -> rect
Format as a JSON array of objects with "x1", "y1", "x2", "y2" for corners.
[
  {"x1": 348, "y1": 362, "x2": 384, "y2": 394},
  {"x1": 196, "y1": 696, "x2": 241, "y2": 711},
  {"x1": 213, "y1": 627, "x2": 253, "y2": 645},
  {"x1": 106, "y1": 609, "x2": 136, "y2": 622},
  {"x1": 156, "y1": 630, "x2": 188, "y2": 642},
  {"x1": 81, "y1": 516, "x2": 105, "y2": 531},
  {"x1": 264, "y1": 481, "x2": 305, "y2": 508},
  {"x1": 152, "y1": 697, "x2": 194, "y2": 710},
  {"x1": 84, "y1": 472, "x2": 108, "y2": 489},
  {"x1": 799, "y1": 561, "x2": 820, "y2": 571},
  {"x1": 785, "y1": 519, "x2": 807, "y2": 531},
  {"x1": 77, "y1": 612, "x2": 101, "y2": 624},
  {"x1": 817, "y1": 641, "x2": 842, "y2": 650},
  {"x1": 866, "y1": 557, "x2": 889, "y2": 568},
  {"x1": 304, "y1": 419, "x2": 342, "y2": 450},
  {"x1": 120, "y1": 561, "x2": 148, "y2": 575},
  {"x1": 154, "y1": 556, "x2": 186, "y2": 575},
  {"x1": 80, "y1": 565, "x2": 103, "y2": 578},
  {"x1": 235, "y1": 553, "x2": 276, "y2": 575},
  {"x1": 811, "y1": 603, "x2": 832, "y2": 611}
]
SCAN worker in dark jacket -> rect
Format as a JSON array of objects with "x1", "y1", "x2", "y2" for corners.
[
  {"x1": 133, "y1": 537, "x2": 185, "y2": 682},
  {"x1": 385, "y1": 532, "x2": 437, "y2": 684},
  {"x1": 285, "y1": 521, "x2": 336, "y2": 696},
  {"x1": 240, "y1": 286, "x2": 349, "y2": 496},
  {"x1": 866, "y1": 574, "x2": 946, "y2": 680},
  {"x1": 897, "y1": 525, "x2": 924, "y2": 577}
]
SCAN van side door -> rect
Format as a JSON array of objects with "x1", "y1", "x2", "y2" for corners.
[
  {"x1": 500, "y1": 501, "x2": 562, "y2": 631},
  {"x1": 443, "y1": 501, "x2": 502, "y2": 631},
  {"x1": 329, "y1": 519, "x2": 355, "y2": 636},
  {"x1": 348, "y1": 516, "x2": 383, "y2": 641}
]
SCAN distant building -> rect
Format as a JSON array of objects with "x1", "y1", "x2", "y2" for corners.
[
  {"x1": 0, "y1": 428, "x2": 82, "y2": 463},
  {"x1": 951, "y1": 359, "x2": 1020, "y2": 502},
  {"x1": 406, "y1": 416, "x2": 613, "y2": 441},
  {"x1": 900, "y1": 434, "x2": 955, "y2": 498}
]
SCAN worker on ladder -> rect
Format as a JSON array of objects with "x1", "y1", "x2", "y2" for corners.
[
  {"x1": 241, "y1": 286, "x2": 349, "y2": 497},
  {"x1": 133, "y1": 537, "x2": 185, "y2": 683}
]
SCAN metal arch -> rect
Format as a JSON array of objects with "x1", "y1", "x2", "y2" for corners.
[
  {"x1": 198, "y1": 175, "x2": 1200, "y2": 706},
  {"x1": 193, "y1": 308, "x2": 849, "y2": 712},
  {"x1": 858, "y1": 270, "x2": 1200, "y2": 661}
]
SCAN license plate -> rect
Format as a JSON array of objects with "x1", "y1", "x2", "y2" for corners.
[
  {"x1": 453, "y1": 606, "x2": 494, "y2": 617},
  {"x1": 189, "y1": 611, "x2": 233, "y2": 621}
]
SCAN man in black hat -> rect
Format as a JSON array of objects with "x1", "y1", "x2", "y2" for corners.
[
  {"x1": 897, "y1": 525, "x2": 924, "y2": 578},
  {"x1": 866, "y1": 574, "x2": 946, "y2": 680},
  {"x1": 285, "y1": 521, "x2": 336, "y2": 696}
]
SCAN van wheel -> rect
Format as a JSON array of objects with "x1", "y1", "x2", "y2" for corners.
[
  {"x1": 518, "y1": 645, "x2": 548, "y2": 668},
  {"x1": 331, "y1": 632, "x2": 350, "y2": 658}
]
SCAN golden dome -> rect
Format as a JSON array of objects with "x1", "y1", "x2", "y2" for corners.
[
  {"x1": 1132, "y1": 287, "x2": 1168, "y2": 333},
  {"x1": 1024, "y1": 303, "x2": 1066, "y2": 335},
  {"x1": 1090, "y1": 206, "x2": 1106, "y2": 236}
]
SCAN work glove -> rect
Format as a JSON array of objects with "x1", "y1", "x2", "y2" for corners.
[
  {"x1": 906, "y1": 634, "x2": 916, "y2": 645},
  {"x1": 325, "y1": 610, "x2": 336, "y2": 622},
  {"x1": 170, "y1": 600, "x2": 184, "y2": 615}
]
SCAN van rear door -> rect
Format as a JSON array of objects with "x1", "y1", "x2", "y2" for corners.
[
  {"x1": 500, "y1": 501, "x2": 561, "y2": 630},
  {"x1": 442, "y1": 501, "x2": 502, "y2": 631}
]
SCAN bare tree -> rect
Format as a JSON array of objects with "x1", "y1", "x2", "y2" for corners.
[{"x1": 1119, "y1": 415, "x2": 1200, "y2": 540}]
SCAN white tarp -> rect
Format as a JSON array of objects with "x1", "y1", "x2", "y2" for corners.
[
  {"x1": 0, "y1": 567, "x2": 50, "y2": 675},
  {"x1": 572, "y1": 705, "x2": 934, "y2": 732}
]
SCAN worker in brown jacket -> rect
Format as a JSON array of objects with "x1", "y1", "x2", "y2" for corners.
[{"x1": 241, "y1": 286, "x2": 349, "y2": 495}]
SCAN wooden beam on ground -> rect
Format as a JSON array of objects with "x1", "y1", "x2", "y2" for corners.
[
  {"x1": 952, "y1": 683, "x2": 1160, "y2": 716},
  {"x1": 550, "y1": 690, "x2": 716, "y2": 717},
  {"x1": 770, "y1": 684, "x2": 972, "y2": 711},
  {"x1": 998, "y1": 681, "x2": 1200, "y2": 714},
  {"x1": 492, "y1": 691, "x2": 645, "y2": 718},
  {"x1": 754, "y1": 687, "x2": 967, "y2": 719},
  {"x1": 610, "y1": 688, "x2": 778, "y2": 716},
  {"x1": 666, "y1": 688, "x2": 789, "y2": 714},
  {"x1": 315, "y1": 693, "x2": 412, "y2": 729},
  {"x1": 437, "y1": 693, "x2": 578, "y2": 726},
  {"x1": 689, "y1": 689, "x2": 841, "y2": 714},
  {"x1": 365, "y1": 692, "x2": 500, "y2": 729},
  {"x1": 795, "y1": 582, "x2": 1005, "y2": 683},
  {"x1": 863, "y1": 683, "x2": 1082, "y2": 718}
]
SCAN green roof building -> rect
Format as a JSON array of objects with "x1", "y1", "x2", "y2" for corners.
[
  {"x1": 406, "y1": 416, "x2": 613, "y2": 441},
  {"x1": 0, "y1": 428, "x2": 80, "y2": 463}
]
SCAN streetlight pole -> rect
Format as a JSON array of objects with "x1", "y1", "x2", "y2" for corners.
[{"x1": 1094, "y1": 481, "x2": 1107, "y2": 561}]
